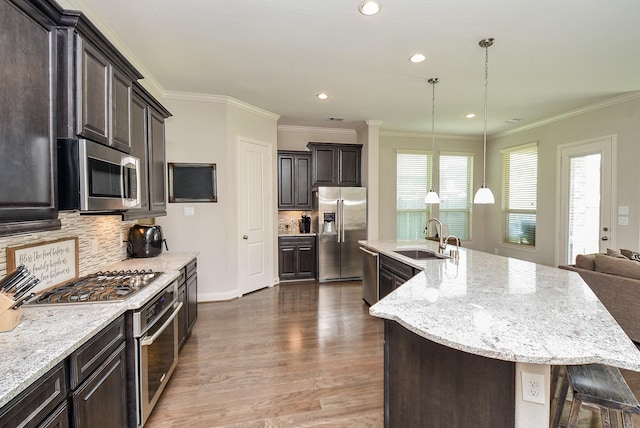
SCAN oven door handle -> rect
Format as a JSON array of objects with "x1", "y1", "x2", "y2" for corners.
[{"x1": 140, "y1": 301, "x2": 183, "y2": 347}]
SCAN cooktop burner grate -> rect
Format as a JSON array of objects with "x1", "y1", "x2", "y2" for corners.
[{"x1": 30, "y1": 269, "x2": 163, "y2": 304}]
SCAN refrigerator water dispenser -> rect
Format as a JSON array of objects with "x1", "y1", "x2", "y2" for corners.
[{"x1": 323, "y1": 212, "x2": 336, "y2": 234}]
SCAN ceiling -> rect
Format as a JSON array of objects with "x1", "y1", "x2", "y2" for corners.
[{"x1": 64, "y1": 0, "x2": 640, "y2": 136}]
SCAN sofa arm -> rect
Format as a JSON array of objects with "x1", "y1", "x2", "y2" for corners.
[{"x1": 559, "y1": 264, "x2": 640, "y2": 344}]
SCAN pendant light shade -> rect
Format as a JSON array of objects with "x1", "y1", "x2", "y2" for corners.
[
  {"x1": 474, "y1": 38, "x2": 496, "y2": 205},
  {"x1": 424, "y1": 77, "x2": 440, "y2": 204}
]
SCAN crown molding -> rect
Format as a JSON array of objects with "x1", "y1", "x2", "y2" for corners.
[
  {"x1": 163, "y1": 91, "x2": 280, "y2": 121},
  {"x1": 277, "y1": 125, "x2": 357, "y2": 136},
  {"x1": 380, "y1": 129, "x2": 480, "y2": 141},
  {"x1": 495, "y1": 91, "x2": 640, "y2": 138}
]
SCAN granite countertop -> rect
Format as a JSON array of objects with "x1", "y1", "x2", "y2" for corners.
[
  {"x1": 360, "y1": 239, "x2": 640, "y2": 372},
  {"x1": 0, "y1": 251, "x2": 198, "y2": 408}
]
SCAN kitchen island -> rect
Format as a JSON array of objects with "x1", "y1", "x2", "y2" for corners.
[
  {"x1": 0, "y1": 252, "x2": 197, "y2": 411},
  {"x1": 360, "y1": 239, "x2": 640, "y2": 427}
]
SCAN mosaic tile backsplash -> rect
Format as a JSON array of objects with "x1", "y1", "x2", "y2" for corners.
[{"x1": 0, "y1": 212, "x2": 137, "y2": 278}]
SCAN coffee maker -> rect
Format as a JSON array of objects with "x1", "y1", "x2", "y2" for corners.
[{"x1": 300, "y1": 214, "x2": 311, "y2": 233}]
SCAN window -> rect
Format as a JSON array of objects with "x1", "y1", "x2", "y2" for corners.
[
  {"x1": 502, "y1": 143, "x2": 538, "y2": 246},
  {"x1": 396, "y1": 150, "x2": 432, "y2": 239},
  {"x1": 439, "y1": 153, "x2": 473, "y2": 240}
]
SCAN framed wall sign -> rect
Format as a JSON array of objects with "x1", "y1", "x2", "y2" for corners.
[
  {"x1": 168, "y1": 162, "x2": 217, "y2": 203},
  {"x1": 6, "y1": 237, "x2": 79, "y2": 292}
]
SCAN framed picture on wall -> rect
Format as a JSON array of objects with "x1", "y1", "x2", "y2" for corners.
[{"x1": 168, "y1": 163, "x2": 217, "y2": 202}]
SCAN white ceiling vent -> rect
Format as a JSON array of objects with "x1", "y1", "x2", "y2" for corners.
[{"x1": 327, "y1": 117, "x2": 344, "y2": 122}]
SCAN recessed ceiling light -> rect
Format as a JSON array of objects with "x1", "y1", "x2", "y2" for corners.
[
  {"x1": 465, "y1": 113, "x2": 476, "y2": 119},
  {"x1": 316, "y1": 93, "x2": 329, "y2": 100},
  {"x1": 409, "y1": 53, "x2": 426, "y2": 63},
  {"x1": 359, "y1": 1, "x2": 381, "y2": 16}
]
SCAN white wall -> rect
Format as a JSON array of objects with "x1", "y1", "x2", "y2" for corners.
[
  {"x1": 156, "y1": 95, "x2": 278, "y2": 301},
  {"x1": 277, "y1": 125, "x2": 357, "y2": 150},
  {"x1": 378, "y1": 132, "x2": 486, "y2": 249},
  {"x1": 484, "y1": 93, "x2": 640, "y2": 266}
]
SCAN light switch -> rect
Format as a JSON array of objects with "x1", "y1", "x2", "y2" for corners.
[
  {"x1": 619, "y1": 216, "x2": 629, "y2": 226},
  {"x1": 619, "y1": 206, "x2": 629, "y2": 215},
  {"x1": 184, "y1": 207, "x2": 195, "y2": 216}
]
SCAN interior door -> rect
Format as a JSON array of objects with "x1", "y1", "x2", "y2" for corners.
[
  {"x1": 238, "y1": 139, "x2": 273, "y2": 295},
  {"x1": 557, "y1": 137, "x2": 615, "y2": 265}
]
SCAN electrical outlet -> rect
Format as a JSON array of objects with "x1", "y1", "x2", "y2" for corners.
[{"x1": 521, "y1": 371, "x2": 545, "y2": 404}]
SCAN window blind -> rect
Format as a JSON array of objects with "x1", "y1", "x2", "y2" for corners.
[
  {"x1": 502, "y1": 143, "x2": 538, "y2": 246},
  {"x1": 396, "y1": 150, "x2": 432, "y2": 240},
  {"x1": 439, "y1": 154, "x2": 473, "y2": 240}
]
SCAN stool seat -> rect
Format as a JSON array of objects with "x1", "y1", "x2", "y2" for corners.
[{"x1": 553, "y1": 364, "x2": 640, "y2": 428}]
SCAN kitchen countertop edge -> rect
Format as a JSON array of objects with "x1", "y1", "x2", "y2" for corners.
[
  {"x1": 360, "y1": 239, "x2": 640, "y2": 372},
  {"x1": 0, "y1": 251, "x2": 198, "y2": 409}
]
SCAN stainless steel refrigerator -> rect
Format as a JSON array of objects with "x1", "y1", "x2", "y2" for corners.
[{"x1": 316, "y1": 187, "x2": 367, "y2": 282}]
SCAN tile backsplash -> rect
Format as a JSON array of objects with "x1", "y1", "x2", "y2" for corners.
[
  {"x1": 278, "y1": 210, "x2": 316, "y2": 234},
  {"x1": 0, "y1": 212, "x2": 136, "y2": 278}
]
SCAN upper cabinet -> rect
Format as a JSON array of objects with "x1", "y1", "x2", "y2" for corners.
[
  {"x1": 57, "y1": 10, "x2": 143, "y2": 153},
  {"x1": 307, "y1": 143, "x2": 362, "y2": 187},
  {"x1": 278, "y1": 151, "x2": 312, "y2": 210},
  {"x1": 0, "y1": 0, "x2": 63, "y2": 236},
  {"x1": 123, "y1": 83, "x2": 171, "y2": 220}
]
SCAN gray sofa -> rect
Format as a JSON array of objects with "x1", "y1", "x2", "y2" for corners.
[{"x1": 559, "y1": 252, "x2": 640, "y2": 344}]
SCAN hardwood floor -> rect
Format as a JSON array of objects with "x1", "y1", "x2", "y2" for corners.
[
  {"x1": 146, "y1": 280, "x2": 385, "y2": 427},
  {"x1": 146, "y1": 279, "x2": 640, "y2": 427}
]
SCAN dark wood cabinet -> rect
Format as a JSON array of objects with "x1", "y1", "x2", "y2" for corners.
[
  {"x1": 71, "y1": 343, "x2": 128, "y2": 428},
  {"x1": 178, "y1": 257, "x2": 198, "y2": 350},
  {"x1": 0, "y1": 362, "x2": 68, "y2": 428},
  {"x1": 123, "y1": 83, "x2": 171, "y2": 220},
  {"x1": 307, "y1": 143, "x2": 362, "y2": 187},
  {"x1": 278, "y1": 151, "x2": 312, "y2": 209},
  {"x1": 378, "y1": 254, "x2": 418, "y2": 300},
  {"x1": 69, "y1": 315, "x2": 128, "y2": 428},
  {"x1": 279, "y1": 236, "x2": 316, "y2": 280},
  {"x1": 57, "y1": 11, "x2": 142, "y2": 153},
  {"x1": 0, "y1": 0, "x2": 62, "y2": 236}
]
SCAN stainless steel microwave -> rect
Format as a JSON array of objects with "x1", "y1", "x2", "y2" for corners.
[{"x1": 57, "y1": 139, "x2": 141, "y2": 212}]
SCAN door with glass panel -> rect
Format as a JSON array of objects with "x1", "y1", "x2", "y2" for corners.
[{"x1": 558, "y1": 137, "x2": 614, "y2": 265}]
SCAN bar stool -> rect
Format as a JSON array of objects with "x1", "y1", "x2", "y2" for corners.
[{"x1": 552, "y1": 364, "x2": 640, "y2": 428}]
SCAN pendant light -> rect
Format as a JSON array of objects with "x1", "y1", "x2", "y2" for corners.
[
  {"x1": 424, "y1": 77, "x2": 440, "y2": 204},
  {"x1": 474, "y1": 38, "x2": 496, "y2": 204}
]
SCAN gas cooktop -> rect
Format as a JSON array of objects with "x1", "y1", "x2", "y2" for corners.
[{"x1": 29, "y1": 269, "x2": 162, "y2": 305}]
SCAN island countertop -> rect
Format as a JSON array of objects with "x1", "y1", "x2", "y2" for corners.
[{"x1": 360, "y1": 239, "x2": 640, "y2": 372}]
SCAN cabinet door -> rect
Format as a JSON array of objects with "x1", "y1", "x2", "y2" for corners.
[
  {"x1": 338, "y1": 146, "x2": 361, "y2": 186},
  {"x1": 148, "y1": 108, "x2": 167, "y2": 213},
  {"x1": 40, "y1": 403, "x2": 69, "y2": 428},
  {"x1": 72, "y1": 343, "x2": 128, "y2": 428},
  {"x1": 311, "y1": 145, "x2": 337, "y2": 186},
  {"x1": 297, "y1": 242, "x2": 316, "y2": 279},
  {"x1": 110, "y1": 67, "x2": 132, "y2": 153},
  {"x1": 279, "y1": 245, "x2": 297, "y2": 280},
  {"x1": 187, "y1": 273, "x2": 198, "y2": 331},
  {"x1": 0, "y1": 0, "x2": 60, "y2": 234},
  {"x1": 178, "y1": 283, "x2": 187, "y2": 349},
  {"x1": 294, "y1": 154, "x2": 312, "y2": 208},
  {"x1": 76, "y1": 37, "x2": 110, "y2": 145},
  {"x1": 278, "y1": 153, "x2": 295, "y2": 208},
  {"x1": 128, "y1": 92, "x2": 150, "y2": 212}
]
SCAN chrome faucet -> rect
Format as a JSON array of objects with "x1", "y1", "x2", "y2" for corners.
[
  {"x1": 444, "y1": 234, "x2": 461, "y2": 260},
  {"x1": 425, "y1": 218, "x2": 446, "y2": 254}
]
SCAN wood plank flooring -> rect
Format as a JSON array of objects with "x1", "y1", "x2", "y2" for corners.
[
  {"x1": 146, "y1": 279, "x2": 640, "y2": 428},
  {"x1": 146, "y1": 280, "x2": 384, "y2": 427}
]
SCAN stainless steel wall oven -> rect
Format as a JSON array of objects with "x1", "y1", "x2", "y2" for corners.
[{"x1": 127, "y1": 279, "x2": 181, "y2": 427}]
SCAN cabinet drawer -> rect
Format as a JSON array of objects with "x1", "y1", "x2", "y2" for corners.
[
  {"x1": 379, "y1": 254, "x2": 415, "y2": 281},
  {"x1": 185, "y1": 258, "x2": 197, "y2": 279},
  {"x1": 279, "y1": 236, "x2": 316, "y2": 247},
  {"x1": 69, "y1": 316, "x2": 125, "y2": 389},
  {"x1": 0, "y1": 362, "x2": 67, "y2": 428}
]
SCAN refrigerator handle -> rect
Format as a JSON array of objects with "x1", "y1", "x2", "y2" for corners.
[
  {"x1": 336, "y1": 199, "x2": 341, "y2": 243},
  {"x1": 340, "y1": 199, "x2": 345, "y2": 243}
]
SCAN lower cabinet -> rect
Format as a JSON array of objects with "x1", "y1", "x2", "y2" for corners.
[
  {"x1": 0, "y1": 315, "x2": 127, "y2": 428},
  {"x1": 278, "y1": 236, "x2": 317, "y2": 281},
  {"x1": 0, "y1": 362, "x2": 67, "y2": 427},
  {"x1": 379, "y1": 254, "x2": 419, "y2": 300},
  {"x1": 178, "y1": 257, "x2": 198, "y2": 350}
]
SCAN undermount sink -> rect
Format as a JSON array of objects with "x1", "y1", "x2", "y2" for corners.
[{"x1": 394, "y1": 250, "x2": 447, "y2": 260}]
